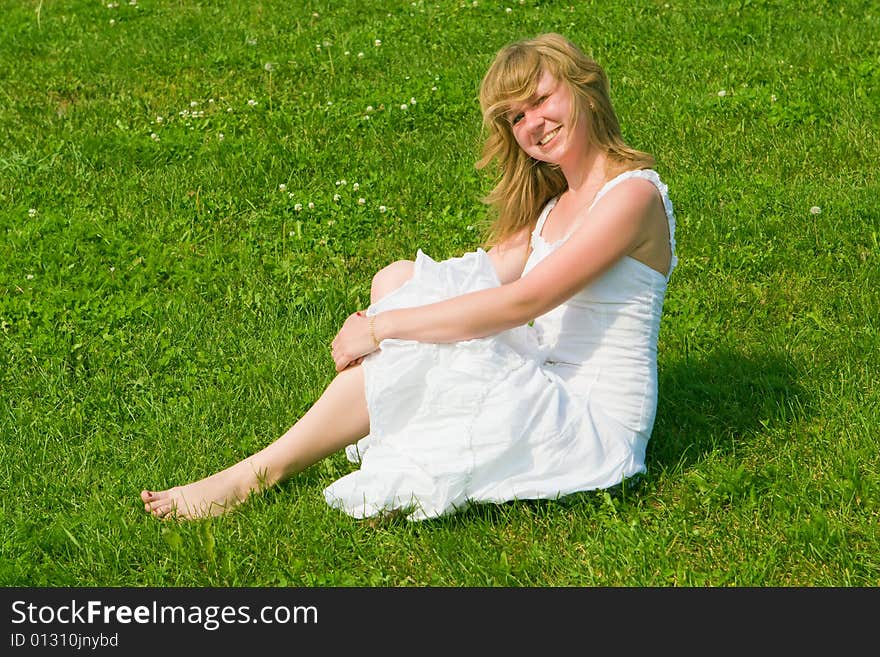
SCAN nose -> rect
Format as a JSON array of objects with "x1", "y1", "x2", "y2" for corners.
[{"x1": 522, "y1": 107, "x2": 543, "y2": 133}]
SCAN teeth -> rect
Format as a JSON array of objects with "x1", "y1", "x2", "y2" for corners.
[{"x1": 539, "y1": 126, "x2": 561, "y2": 145}]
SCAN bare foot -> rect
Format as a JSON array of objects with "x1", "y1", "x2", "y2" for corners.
[{"x1": 141, "y1": 462, "x2": 262, "y2": 520}]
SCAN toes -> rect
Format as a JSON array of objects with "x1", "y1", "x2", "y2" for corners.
[
  {"x1": 141, "y1": 488, "x2": 187, "y2": 519},
  {"x1": 152, "y1": 502, "x2": 175, "y2": 519},
  {"x1": 142, "y1": 490, "x2": 168, "y2": 514}
]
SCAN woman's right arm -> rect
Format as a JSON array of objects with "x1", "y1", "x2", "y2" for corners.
[{"x1": 486, "y1": 226, "x2": 532, "y2": 285}]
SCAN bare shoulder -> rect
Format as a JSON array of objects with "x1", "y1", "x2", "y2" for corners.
[
  {"x1": 487, "y1": 225, "x2": 532, "y2": 284},
  {"x1": 598, "y1": 175, "x2": 671, "y2": 273},
  {"x1": 492, "y1": 224, "x2": 531, "y2": 252},
  {"x1": 598, "y1": 176, "x2": 665, "y2": 222}
]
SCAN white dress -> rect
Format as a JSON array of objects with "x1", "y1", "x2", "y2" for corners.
[{"x1": 323, "y1": 168, "x2": 678, "y2": 520}]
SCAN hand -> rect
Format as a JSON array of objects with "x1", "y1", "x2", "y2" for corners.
[{"x1": 330, "y1": 311, "x2": 379, "y2": 372}]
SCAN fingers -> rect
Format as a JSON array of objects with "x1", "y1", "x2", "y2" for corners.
[
  {"x1": 331, "y1": 345, "x2": 347, "y2": 371},
  {"x1": 330, "y1": 310, "x2": 370, "y2": 372},
  {"x1": 330, "y1": 342, "x2": 347, "y2": 371}
]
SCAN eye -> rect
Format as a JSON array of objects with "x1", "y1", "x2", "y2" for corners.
[{"x1": 510, "y1": 112, "x2": 524, "y2": 126}]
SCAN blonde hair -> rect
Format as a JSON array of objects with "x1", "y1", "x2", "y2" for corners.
[{"x1": 477, "y1": 33, "x2": 655, "y2": 246}]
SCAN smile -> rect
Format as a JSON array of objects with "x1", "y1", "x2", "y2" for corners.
[{"x1": 539, "y1": 126, "x2": 561, "y2": 146}]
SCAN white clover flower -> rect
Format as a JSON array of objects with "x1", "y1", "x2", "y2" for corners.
[
  {"x1": 312, "y1": 12, "x2": 319, "y2": 17},
  {"x1": 248, "y1": 99, "x2": 257, "y2": 106},
  {"x1": 109, "y1": 18, "x2": 115, "y2": 25},
  {"x1": 357, "y1": 52, "x2": 364, "y2": 58},
  {"x1": 771, "y1": 94, "x2": 777, "y2": 102},
  {"x1": 352, "y1": 182, "x2": 360, "y2": 191},
  {"x1": 109, "y1": 266, "x2": 115, "y2": 273},
  {"x1": 150, "y1": 132, "x2": 159, "y2": 141},
  {"x1": 289, "y1": 230, "x2": 295, "y2": 237},
  {"x1": 466, "y1": 225, "x2": 475, "y2": 231},
  {"x1": 247, "y1": 38, "x2": 257, "y2": 46},
  {"x1": 374, "y1": 39, "x2": 382, "y2": 47},
  {"x1": 308, "y1": 202, "x2": 315, "y2": 209},
  {"x1": 289, "y1": 192, "x2": 295, "y2": 199},
  {"x1": 190, "y1": 100, "x2": 198, "y2": 107},
  {"x1": 217, "y1": 133, "x2": 225, "y2": 141},
  {"x1": 410, "y1": 97, "x2": 417, "y2": 105},
  {"x1": 294, "y1": 203, "x2": 303, "y2": 211},
  {"x1": 717, "y1": 89, "x2": 727, "y2": 97},
  {"x1": 379, "y1": 205, "x2": 387, "y2": 213},
  {"x1": 28, "y1": 208, "x2": 37, "y2": 217},
  {"x1": 264, "y1": 62, "x2": 275, "y2": 71},
  {"x1": 358, "y1": 198, "x2": 366, "y2": 205},
  {"x1": 156, "y1": 115, "x2": 163, "y2": 123},
  {"x1": 505, "y1": 7, "x2": 512, "y2": 13},
  {"x1": 344, "y1": 50, "x2": 350, "y2": 56},
  {"x1": 278, "y1": 183, "x2": 287, "y2": 192},
  {"x1": 129, "y1": 0, "x2": 137, "y2": 5},
  {"x1": 400, "y1": 103, "x2": 408, "y2": 110},
  {"x1": 227, "y1": 107, "x2": 233, "y2": 113},
  {"x1": 810, "y1": 206, "x2": 821, "y2": 215},
  {"x1": 339, "y1": 179, "x2": 347, "y2": 186},
  {"x1": 26, "y1": 274, "x2": 34, "y2": 280},
  {"x1": 431, "y1": 86, "x2": 438, "y2": 91},
  {"x1": 316, "y1": 44, "x2": 322, "y2": 51},
  {"x1": 208, "y1": 98, "x2": 215, "y2": 104},
  {"x1": 333, "y1": 193, "x2": 341, "y2": 202},
  {"x1": 366, "y1": 105, "x2": 374, "y2": 112}
]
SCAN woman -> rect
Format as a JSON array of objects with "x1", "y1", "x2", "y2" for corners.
[{"x1": 141, "y1": 32, "x2": 677, "y2": 521}]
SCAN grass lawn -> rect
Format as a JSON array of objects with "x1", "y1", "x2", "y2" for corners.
[{"x1": 1, "y1": 0, "x2": 878, "y2": 586}]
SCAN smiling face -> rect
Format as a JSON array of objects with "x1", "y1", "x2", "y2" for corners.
[{"x1": 508, "y1": 70, "x2": 588, "y2": 166}]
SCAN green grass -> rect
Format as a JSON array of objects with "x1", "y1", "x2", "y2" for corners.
[{"x1": 1, "y1": 0, "x2": 878, "y2": 586}]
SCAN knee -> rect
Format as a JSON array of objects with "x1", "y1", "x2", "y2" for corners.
[{"x1": 371, "y1": 259, "x2": 414, "y2": 304}]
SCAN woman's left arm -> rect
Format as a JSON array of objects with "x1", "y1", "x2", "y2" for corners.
[{"x1": 331, "y1": 179, "x2": 660, "y2": 371}]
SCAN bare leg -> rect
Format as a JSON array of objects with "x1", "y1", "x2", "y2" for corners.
[
  {"x1": 141, "y1": 365, "x2": 369, "y2": 519},
  {"x1": 371, "y1": 259, "x2": 413, "y2": 303},
  {"x1": 141, "y1": 259, "x2": 416, "y2": 520}
]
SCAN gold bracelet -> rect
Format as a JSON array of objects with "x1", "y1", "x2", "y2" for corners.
[{"x1": 368, "y1": 315, "x2": 380, "y2": 348}]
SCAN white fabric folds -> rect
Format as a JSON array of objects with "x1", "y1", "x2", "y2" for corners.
[{"x1": 323, "y1": 169, "x2": 676, "y2": 520}]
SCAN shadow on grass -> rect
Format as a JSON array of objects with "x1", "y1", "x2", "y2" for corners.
[
  {"x1": 308, "y1": 347, "x2": 810, "y2": 529},
  {"x1": 649, "y1": 346, "x2": 810, "y2": 472},
  {"x1": 419, "y1": 347, "x2": 810, "y2": 528}
]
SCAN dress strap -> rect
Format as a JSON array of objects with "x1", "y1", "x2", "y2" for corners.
[{"x1": 530, "y1": 197, "x2": 559, "y2": 246}]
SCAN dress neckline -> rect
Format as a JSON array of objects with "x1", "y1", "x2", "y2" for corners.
[
  {"x1": 529, "y1": 168, "x2": 678, "y2": 280},
  {"x1": 534, "y1": 168, "x2": 640, "y2": 246}
]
